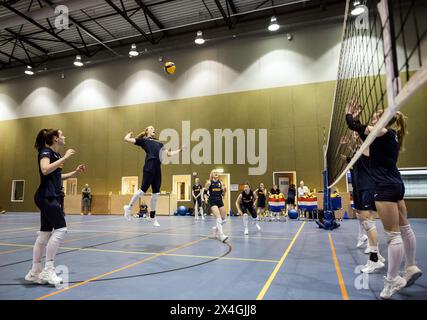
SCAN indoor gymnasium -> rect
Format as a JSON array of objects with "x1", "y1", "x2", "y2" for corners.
[{"x1": 0, "y1": 0, "x2": 426, "y2": 304}]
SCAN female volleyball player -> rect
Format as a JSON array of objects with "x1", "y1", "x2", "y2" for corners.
[
  {"x1": 192, "y1": 178, "x2": 204, "y2": 220},
  {"x1": 207, "y1": 170, "x2": 228, "y2": 242},
  {"x1": 254, "y1": 183, "x2": 267, "y2": 220},
  {"x1": 235, "y1": 184, "x2": 261, "y2": 235},
  {"x1": 123, "y1": 126, "x2": 183, "y2": 227},
  {"x1": 345, "y1": 128, "x2": 385, "y2": 274},
  {"x1": 25, "y1": 129, "x2": 85, "y2": 285},
  {"x1": 346, "y1": 102, "x2": 422, "y2": 299}
]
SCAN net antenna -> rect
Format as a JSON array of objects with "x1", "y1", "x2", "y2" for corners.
[{"x1": 326, "y1": 0, "x2": 427, "y2": 189}]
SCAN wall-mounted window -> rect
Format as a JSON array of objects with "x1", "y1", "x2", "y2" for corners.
[
  {"x1": 63, "y1": 178, "x2": 77, "y2": 195},
  {"x1": 400, "y1": 168, "x2": 427, "y2": 199},
  {"x1": 122, "y1": 176, "x2": 138, "y2": 195},
  {"x1": 172, "y1": 175, "x2": 191, "y2": 201},
  {"x1": 11, "y1": 180, "x2": 25, "y2": 202}
]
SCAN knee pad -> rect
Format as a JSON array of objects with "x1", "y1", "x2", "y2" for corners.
[
  {"x1": 362, "y1": 219, "x2": 376, "y2": 232},
  {"x1": 384, "y1": 231, "x2": 403, "y2": 245},
  {"x1": 36, "y1": 231, "x2": 51, "y2": 245}
]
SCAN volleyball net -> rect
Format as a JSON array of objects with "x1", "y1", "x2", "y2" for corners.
[{"x1": 326, "y1": 0, "x2": 427, "y2": 189}]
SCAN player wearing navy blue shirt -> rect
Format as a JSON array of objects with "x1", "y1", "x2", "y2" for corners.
[
  {"x1": 235, "y1": 184, "x2": 261, "y2": 235},
  {"x1": 346, "y1": 99, "x2": 421, "y2": 299},
  {"x1": 25, "y1": 129, "x2": 85, "y2": 286},
  {"x1": 254, "y1": 183, "x2": 267, "y2": 219},
  {"x1": 123, "y1": 126, "x2": 183, "y2": 226},
  {"x1": 207, "y1": 170, "x2": 228, "y2": 242},
  {"x1": 192, "y1": 178, "x2": 204, "y2": 220}
]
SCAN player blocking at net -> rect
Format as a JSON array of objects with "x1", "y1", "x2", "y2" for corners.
[{"x1": 345, "y1": 99, "x2": 422, "y2": 299}]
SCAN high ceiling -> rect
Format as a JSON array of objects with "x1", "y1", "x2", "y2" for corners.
[{"x1": 0, "y1": 0, "x2": 345, "y2": 79}]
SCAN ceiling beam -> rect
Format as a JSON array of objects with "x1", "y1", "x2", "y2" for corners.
[
  {"x1": 134, "y1": 0, "x2": 165, "y2": 30},
  {"x1": 2, "y1": 2, "x2": 88, "y2": 56},
  {"x1": 105, "y1": 0, "x2": 154, "y2": 44},
  {"x1": 214, "y1": 0, "x2": 233, "y2": 29}
]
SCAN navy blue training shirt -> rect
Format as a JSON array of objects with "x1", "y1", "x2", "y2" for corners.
[
  {"x1": 352, "y1": 154, "x2": 375, "y2": 190},
  {"x1": 369, "y1": 129, "x2": 402, "y2": 185},
  {"x1": 134, "y1": 137, "x2": 164, "y2": 164},
  {"x1": 37, "y1": 147, "x2": 62, "y2": 198},
  {"x1": 209, "y1": 180, "x2": 223, "y2": 202}
]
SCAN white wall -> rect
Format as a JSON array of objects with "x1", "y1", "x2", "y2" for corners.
[{"x1": 0, "y1": 23, "x2": 343, "y2": 121}]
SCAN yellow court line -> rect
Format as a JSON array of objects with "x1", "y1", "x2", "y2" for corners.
[
  {"x1": 256, "y1": 222, "x2": 306, "y2": 300},
  {"x1": 35, "y1": 236, "x2": 209, "y2": 300},
  {"x1": 0, "y1": 232, "x2": 113, "y2": 255},
  {"x1": 0, "y1": 241, "x2": 278, "y2": 263},
  {"x1": 328, "y1": 233, "x2": 350, "y2": 300}
]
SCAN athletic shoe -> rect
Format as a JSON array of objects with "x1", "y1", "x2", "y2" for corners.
[
  {"x1": 364, "y1": 246, "x2": 371, "y2": 254},
  {"x1": 244, "y1": 228, "x2": 249, "y2": 235},
  {"x1": 201, "y1": 216, "x2": 205, "y2": 221},
  {"x1": 24, "y1": 270, "x2": 42, "y2": 284},
  {"x1": 123, "y1": 205, "x2": 132, "y2": 221},
  {"x1": 38, "y1": 268, "x2": 63, "y2": 286},
  {"x1": 357, "y1": 235, "x2": 368, "y2": 248},
  {"x1": 403, "y1": 265, "x2": 423, "y2": 287},
  {"x1": 255, "y1": 223, "x2": 261, "y2": 231},
  {"x1": 219, "y1": 234, "x2": 228, "y2": 242},
  {"x1": 195, "y1": 216, "x2": 199, "y2": 220},
  {"x1": 153, "y1": 219, "x2": 160, "y2": 227},
  {"x1": 378, "y1": 254, "x2": 386, "y2": 263},
  {"x1": 380, "y1": 276, "x2": 406, "y2": 299},
  {"x1": 361, "y1": 260, "x2": 385, "y2": 274}
]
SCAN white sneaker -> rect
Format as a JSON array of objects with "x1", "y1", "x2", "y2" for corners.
[
  {"x1": 244, "y1": 228, "x2": 249, "y2": 235},
  {"x1": 403, "y1": 265, "x2": 423, "y2": 287},
  {"x1": 380, "y1": 276, "x2": 406, "y2": 299},
  {"x1": 201, "y1": 216, "x2": 205, "y2": 221},
  {"x1": 153, "y1": 219, "x2": 160, "y2": 227},
  {"x1": 219, "y1": 234, "x2": 228, "y2": 243},
  {"x1": 357, "y1": 235, "x2": 368, "y2": 248},
  {"x1": 361, "y1": 260, "x2": 385, "y2": 274},
  {"x1": 38, "y1": 268, "x2": 63, "y2": 286},
  {"x1": 378, "y1": 254, "x2": 386, "y2": 263},
  {"x1": 195, "y1": 216, "x2": 199, "y2": 220},
  {"x1": 364, "y1": 246, "x2": 371, "y2": 254},
  {"x1": 123, "y1": 205, "x2": 132, "y2": 221},
  {"x1": 255, "y1": 223, "x2": 261, "y2": 231},
  {"x1": 25, "y1": 270, "x2": 42, "y2": 283}
]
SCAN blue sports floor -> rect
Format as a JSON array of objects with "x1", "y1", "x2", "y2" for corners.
[{"x1": 0, "y1": 213, "x2": 426, "y2": 300}]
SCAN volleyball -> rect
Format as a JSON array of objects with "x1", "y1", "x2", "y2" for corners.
[{"x1": 164, "y1": 61, "x2": 176, "y2": 74}]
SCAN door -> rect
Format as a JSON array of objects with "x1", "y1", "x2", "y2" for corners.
[
  {"x1": 273, "y1": 171, "x2": 297, "y2": 198},
  {"x1": 217, "y1": 173, "x2": 231, "y2": 215}
]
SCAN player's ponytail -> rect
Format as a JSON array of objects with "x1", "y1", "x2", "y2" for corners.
[
  {"x1": 34, "y1": 129, "x2": 60, "y2": 151},
  {"x1": 388, "y1": 111, "x2": 408, "y2": 151}
]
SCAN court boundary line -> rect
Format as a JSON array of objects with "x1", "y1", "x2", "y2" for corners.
[
  {"x1": 0, "y1": 241, "x2": 278, "y2": 263},
  {"x1": 256, "y1": 221, "x2": 306, "y2": 300},
  {"x1": 34, "y1": 236, "x2": 210, "y2": 300},
  {"x1": 328, "y1": 233, "x2": 350, "y2": 300}
]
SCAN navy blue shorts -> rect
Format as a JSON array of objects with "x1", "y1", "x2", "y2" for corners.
[
  {"x1": 35, "y1": 193, "x2": 66, "y2": 232},
  {"x1": 194, "y1": 196, "x2": 202, "y2": 207},
  {"x1": 355, "y1": 189, "x2": 376, "y2": 211},
  {"x1": 241, "y1": 205, "x2": 257, "y2": 218},
  {"x1": 374, "y1": 183, "x2": 405, "y2": 203},
  {"x1": 209, "y1": 199, "x2": 224, "y2": 208},
  {"x1": 141, "y1": 161, "x2": 162, "y2": 193}
]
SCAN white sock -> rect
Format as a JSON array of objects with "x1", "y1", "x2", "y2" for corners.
[
  {"x1": 150, "y1": 193, "x2": 160, "y2": 212},
  {"x1": 369, "y1": 245, "x2": 378, "y2": 253},
  {"x1": 32, "y1": 231, "x2": 51, "y2": 273},
  {"x1": 400, "y1": 224, "x2": 417, "y2": 268},
  {"x1": 45, "y1": 228, "x2": 67, "y2": 269},
  {"x1": 243, "y1": 214, "x2": 249, "y2": 229},
  {"x1": 129, "y1": 189, "x2": 144, "y2": 208},
  {"x1": 195, "y1": 202, "x2": 199, "y2": 218},
  {"x1": 216, "y1": 218, "x2": 224, "y2": 235},
  {"x1": 357, "y1": 216, "x2": 365, "y2": 238},
  {"x1": 385, "y1": 231, "x2": 404, "y2": 279}
]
